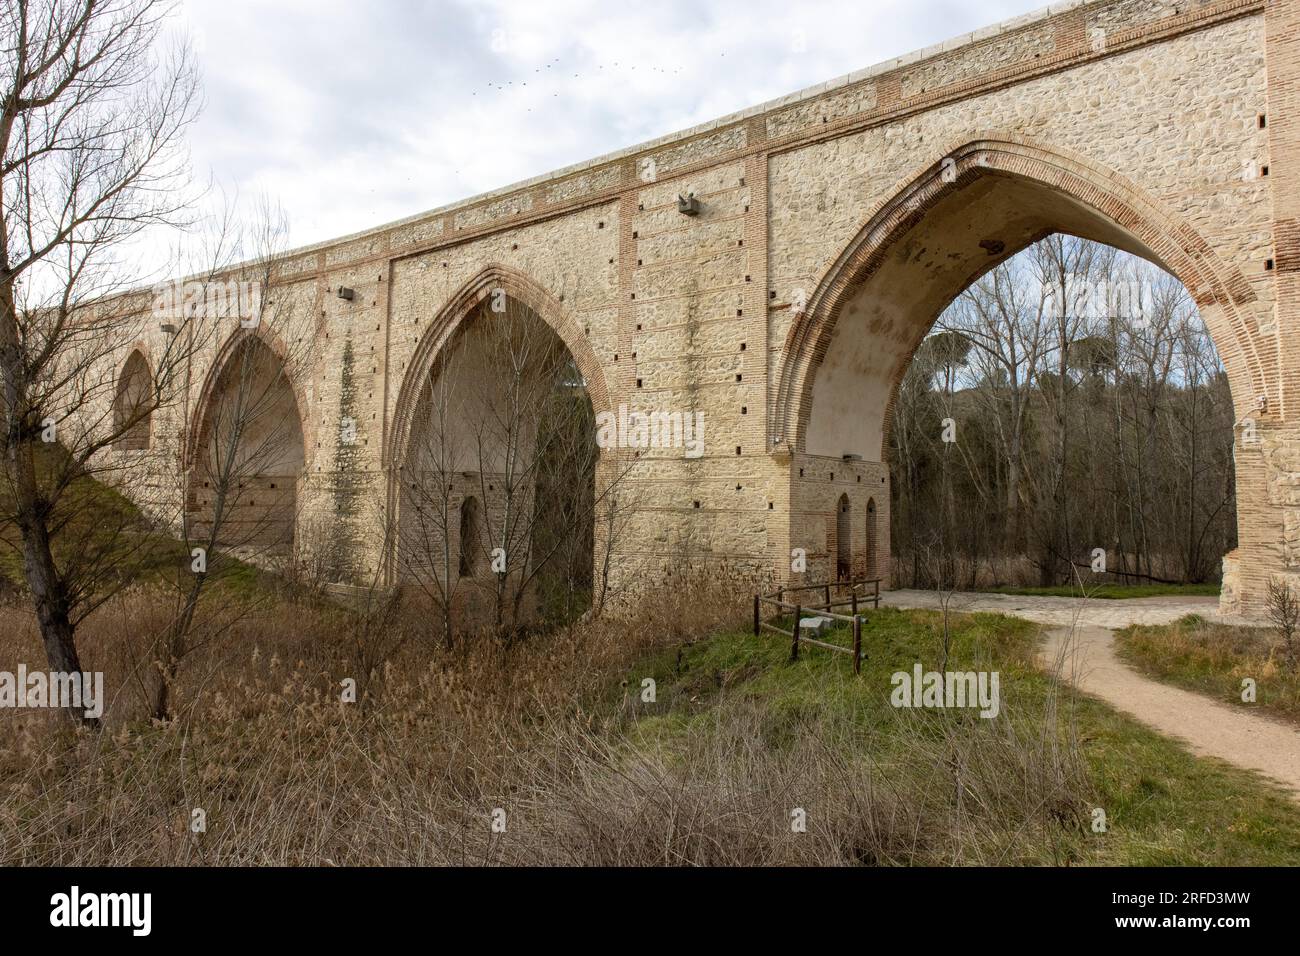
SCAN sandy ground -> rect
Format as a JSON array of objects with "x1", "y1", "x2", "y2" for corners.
[{"x1": 880, "y1": 590, "x2": 1300, "y2": 799}]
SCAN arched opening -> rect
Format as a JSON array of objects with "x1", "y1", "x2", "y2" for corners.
[
  {"x1": 458, "y1": 495, "x2": 481, "y2": 578},
  {"x1": 188, "y1": 334, "x2": 305, "y2": 563},
  {"x1": 396, "y1": 287, "x2": 599, "y2": 635},
  {"x1": 835, "y1": 494, "x2": 851, "y2": 581},
  {"x1": 888, "y1": 236, "x2": 1235, "y2": 589},
  {"x1": 865, "y1": 497, "x2": 878, "y2": 580},
  {"x1": 778, "y1": 140, "x2": 1249, "y2": 594},
  {"x1": 113, "y1": 350, "x2": 153, "y2": 451}
]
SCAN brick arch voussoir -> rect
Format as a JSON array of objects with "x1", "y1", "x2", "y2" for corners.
[{"x1": 774, "y1": 134, "x2": 1270, "y2": 455}]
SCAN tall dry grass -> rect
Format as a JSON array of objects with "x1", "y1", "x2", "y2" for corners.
[{"x1": 0, "y1": 563, "x2": 1092, "y2": 865}]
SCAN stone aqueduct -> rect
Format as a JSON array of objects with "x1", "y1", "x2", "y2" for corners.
[{"x1": 101, "y1": 0, "x2": 1300, "y2": 615}]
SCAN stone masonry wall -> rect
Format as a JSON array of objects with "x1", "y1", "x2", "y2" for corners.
[{"x1": 86, "y1": 0, "x2": 1297, "y2": 616}]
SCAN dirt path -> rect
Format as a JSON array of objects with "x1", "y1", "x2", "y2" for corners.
[{"x1": 880, "y1": 590, "x2": 1300, "y2": 798}]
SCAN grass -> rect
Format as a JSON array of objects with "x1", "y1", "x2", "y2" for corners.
[
  {"x1": 617, "y1": 609, "x2": 1300, "y2": 865},
  {"x1": 0, "y1": 453, "x2": 310, "y2": 608},
  {"x1": 983, "y1": 582, "x2": 1221, "y2": 599},
  {"x1": 1, "y1": 570, "x2": 1297, "y2": 865},
  {"x1": 1115, "y1": 614, "x2": 1300, "y2": 726}
]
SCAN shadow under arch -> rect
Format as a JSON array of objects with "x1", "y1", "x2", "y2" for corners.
[
  {"x1": 386, "y1": 264, "x2": 613, "y2": 472},
  {"x1": 772, "y1": 134, "x2": 1269, "y2": 461},
  {"x1": 185, "y1": 323, "x2": 311, "y2": 471},
  {"x1": 383, "y1": 264, "x2": 613, "y2": 587},
  {"x1": 184, "y1": 323, "x2": 310, "y2": 561}
]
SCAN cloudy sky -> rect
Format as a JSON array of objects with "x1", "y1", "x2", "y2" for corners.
[{"x1": 176, "y1": 0, "x2": 1050, "y2": 250}]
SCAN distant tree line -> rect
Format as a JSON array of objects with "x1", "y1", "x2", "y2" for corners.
[{"x1": 889, "y1": 235, "x2": 1237, "y2": 590}]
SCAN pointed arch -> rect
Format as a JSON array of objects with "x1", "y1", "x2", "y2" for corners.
[
  {"x1": 386, "y1": 264, "x2": 611, "y2": 592},
  {"x1": 835, "y1": 493, "x2": 852, "y2": 581},
  {"x1": 386, "y1": 264, "x2": 612, "y2": 472},
  {"x1": 771, "y1": 134, "x2": 1270, "y2": 458},
  {"x1": 185, "y1": 324, "x2": 309, "y2": 560},
  {"x1": 186, "y1": 323, "x2": 311, "y2": 471},
  {"x1": 113, "y1": 348, "x2": 154, "y2": 451}
]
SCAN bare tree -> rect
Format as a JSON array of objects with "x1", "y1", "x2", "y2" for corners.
[
  {"x1": 398, "y1": 333, "x2": 473, "y2": 648},
  {"x1": 141, "y1": 199, "x2": 315, "y2": 720},
  {"x1": 1265, "y1": 577, "x2": 1298, "y2": 673},
  {"x1": 939, "y1": 254, "x2": 1050, "y2": 555},
  {"x1": 1031, "y1": 235, "x2": 1111, "y2": 585},
  {"x1": 398, "y1": 295, "x2": 638, "y2": 642},
  {"x1": 592, "y1": 474, "x2": 641, "y2": 617},
  {"x1": 0, "y1": 0, "x2": 200, "y2": 719},
  {"x1": 889, "y1": 234, "x2": 1236, "y2": 592}
]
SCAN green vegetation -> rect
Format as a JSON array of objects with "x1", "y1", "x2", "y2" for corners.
[
  {"x1": 1116, "y1": 614, "x2": 1300, "y2": 726},
  {"x1": 0, "y1": 458, "x2": 298, "y2": 607},
  {"x1": 4, "y1": 582, "x2": 1298, "y2": 864},
  {"x1": 617, "y1": 608, "x2": 1300, "y2": 865}
]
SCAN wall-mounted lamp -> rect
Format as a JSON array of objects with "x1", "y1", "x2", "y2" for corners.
[
  {"x1": 337, "y1": 287, "x2": 356, "y2": 301},
  {"x1": 160, "y1": 323, "x2": 177, "y2": 334},
  {"x1": 677, "y1": 193, "x2": 701, "y2": 217}
]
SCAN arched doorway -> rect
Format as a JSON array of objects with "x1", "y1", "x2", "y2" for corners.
[
  {"x1": 835, "y1": 494, "x2": 851, "y2": 581},
  {"x1": 774, "y1": 138, "x2": 1258, "y2": 604},
  {"x1": 187, "y1": 332, "x2": 305, "y2": 563},
  {"x1": 458, "y1": 495, "x2": 481, "y2": 578},
  {"x1": 865, "y1": 497, "x2": 878, "y2": 581}
]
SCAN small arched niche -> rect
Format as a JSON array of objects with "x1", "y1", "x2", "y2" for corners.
[{"x1": 113, "y1": 350, "x2": 153, "y2": 452}]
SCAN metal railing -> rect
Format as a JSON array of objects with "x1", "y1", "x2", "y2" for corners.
[{"x1": 752, "y1": 577, "x2": 881, "y2": 674}]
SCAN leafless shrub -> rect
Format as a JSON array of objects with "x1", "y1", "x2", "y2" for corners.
[{"x1": 1266, "y1": 577, "x2": 1299, "y2": 673}]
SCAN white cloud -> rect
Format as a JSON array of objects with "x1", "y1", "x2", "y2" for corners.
[{"x1": 175, "y1": 0, "x2": 1051, "y2": 250}]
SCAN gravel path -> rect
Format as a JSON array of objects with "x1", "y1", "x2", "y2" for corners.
[{"x1": 879, "y1": 590, "x2": 1300, "y2": 798}]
